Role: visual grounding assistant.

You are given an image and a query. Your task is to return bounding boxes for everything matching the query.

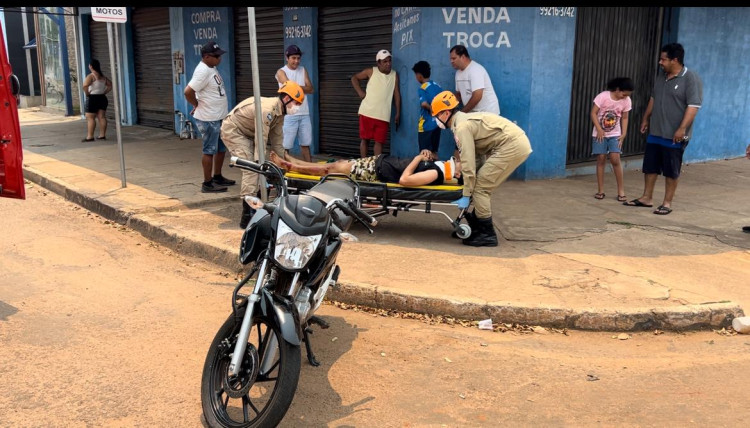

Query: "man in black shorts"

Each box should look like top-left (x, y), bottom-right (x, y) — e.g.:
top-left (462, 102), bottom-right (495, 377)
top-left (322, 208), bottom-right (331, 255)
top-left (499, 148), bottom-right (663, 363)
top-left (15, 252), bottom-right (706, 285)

top-left (624, 43), bottom-right (703, 215)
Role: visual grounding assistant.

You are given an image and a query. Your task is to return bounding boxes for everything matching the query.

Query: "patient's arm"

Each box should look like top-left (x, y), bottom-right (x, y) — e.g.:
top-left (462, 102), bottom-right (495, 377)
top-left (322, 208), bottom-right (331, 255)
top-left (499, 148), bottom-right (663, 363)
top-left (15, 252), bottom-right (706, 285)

top-left (399, 154), bottom-right (439, 186)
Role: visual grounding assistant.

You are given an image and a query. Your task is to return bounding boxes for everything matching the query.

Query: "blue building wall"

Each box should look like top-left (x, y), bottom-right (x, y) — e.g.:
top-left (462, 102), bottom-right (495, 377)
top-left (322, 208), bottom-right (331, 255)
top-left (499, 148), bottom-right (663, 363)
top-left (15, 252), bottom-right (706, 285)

top-left (390, 7), bottom-right (576, 179)
top-left (170, 8), bottom-right (187, 130)
top-left (526, 9), bottom-right (576, 179)
top-left (676, 7), bottom-right (750, 162)
top-left (174, 7), bottom-right (233, 132)
top-left (282, 7), bottom-right (319, 156)
top-left (120, 14), bottom-right (135, 127)
top-left (73, 7), bottom-right (750, 179)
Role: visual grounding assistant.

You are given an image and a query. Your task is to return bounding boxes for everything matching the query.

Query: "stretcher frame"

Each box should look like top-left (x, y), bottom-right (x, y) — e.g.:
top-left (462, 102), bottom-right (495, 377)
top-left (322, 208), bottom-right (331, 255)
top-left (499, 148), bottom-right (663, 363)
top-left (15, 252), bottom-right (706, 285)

top-left (283, 171), bottom-right (472, 238)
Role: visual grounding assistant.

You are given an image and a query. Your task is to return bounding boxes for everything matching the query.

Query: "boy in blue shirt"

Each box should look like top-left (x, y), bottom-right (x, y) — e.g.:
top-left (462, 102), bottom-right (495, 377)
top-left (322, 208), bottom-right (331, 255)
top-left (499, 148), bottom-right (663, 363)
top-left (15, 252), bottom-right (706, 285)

top-left (412, 61), bottom-right (444, 159)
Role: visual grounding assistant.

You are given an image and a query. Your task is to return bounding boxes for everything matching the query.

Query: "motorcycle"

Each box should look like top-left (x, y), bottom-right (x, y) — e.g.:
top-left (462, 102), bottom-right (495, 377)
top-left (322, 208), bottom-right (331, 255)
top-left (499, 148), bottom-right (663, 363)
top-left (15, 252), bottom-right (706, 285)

top-left (201, 155), bottom-right (378, 427)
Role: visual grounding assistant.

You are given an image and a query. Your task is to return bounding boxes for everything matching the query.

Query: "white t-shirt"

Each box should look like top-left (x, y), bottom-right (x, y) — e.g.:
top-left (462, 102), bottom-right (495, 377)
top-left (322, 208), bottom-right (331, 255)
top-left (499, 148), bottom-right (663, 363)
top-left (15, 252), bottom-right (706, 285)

top-left (455, 60), bottom-right (500, 115)
top-left (187, 61), bottom-right (227, 121)
top-left (277, 65), bottom-right (310, 116)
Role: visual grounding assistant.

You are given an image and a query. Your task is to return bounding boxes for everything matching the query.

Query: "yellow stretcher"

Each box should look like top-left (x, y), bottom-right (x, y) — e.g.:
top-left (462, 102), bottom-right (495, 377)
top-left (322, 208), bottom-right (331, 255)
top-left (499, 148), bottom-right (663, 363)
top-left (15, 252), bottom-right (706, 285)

top-left (283, 171), bottom-right (473, 238)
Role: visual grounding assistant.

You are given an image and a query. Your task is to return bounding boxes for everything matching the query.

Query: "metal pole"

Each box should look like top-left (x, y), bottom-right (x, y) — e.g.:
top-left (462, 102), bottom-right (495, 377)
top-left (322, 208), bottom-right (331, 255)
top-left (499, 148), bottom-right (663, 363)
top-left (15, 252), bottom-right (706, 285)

top-left (247, 7), bottom-right (267, 200)
top-left (107, 22), bottom-right (126, 188)
top-left (33, 8), bottom-right (46, 106)
top-left (69, 9), bottom-right (85, 119)
top-left (114, 22), bottom-right (124, 148)
top-left (21, 7), bottom-right (35, 97)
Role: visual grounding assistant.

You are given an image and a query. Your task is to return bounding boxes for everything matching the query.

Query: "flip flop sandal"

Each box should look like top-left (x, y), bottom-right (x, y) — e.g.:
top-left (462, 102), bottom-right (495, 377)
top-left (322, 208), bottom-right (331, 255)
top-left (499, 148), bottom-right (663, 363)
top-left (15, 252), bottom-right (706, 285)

top-left (653, 206), bottom-right (673, 215)
top-left (81, 137), bottom-right (95, 142)
top-left (594, 192), bottom-right (605, 200)
top-left (616, 195), bottom-right (628, 202)
top-left (623, 199), bottom-right (653, 207)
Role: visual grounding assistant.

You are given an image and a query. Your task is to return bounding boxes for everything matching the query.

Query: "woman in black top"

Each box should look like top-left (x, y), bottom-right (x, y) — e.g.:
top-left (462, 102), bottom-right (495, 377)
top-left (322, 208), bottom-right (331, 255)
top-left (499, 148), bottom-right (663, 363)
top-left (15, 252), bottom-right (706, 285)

top-left (269, 150), bottom-right (462, 186)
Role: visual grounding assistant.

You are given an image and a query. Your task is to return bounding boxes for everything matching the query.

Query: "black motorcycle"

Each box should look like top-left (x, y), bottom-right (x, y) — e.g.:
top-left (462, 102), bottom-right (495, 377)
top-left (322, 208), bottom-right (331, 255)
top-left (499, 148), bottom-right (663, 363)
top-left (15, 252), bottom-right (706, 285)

top-left (201, 155), bottom-right (377, 427)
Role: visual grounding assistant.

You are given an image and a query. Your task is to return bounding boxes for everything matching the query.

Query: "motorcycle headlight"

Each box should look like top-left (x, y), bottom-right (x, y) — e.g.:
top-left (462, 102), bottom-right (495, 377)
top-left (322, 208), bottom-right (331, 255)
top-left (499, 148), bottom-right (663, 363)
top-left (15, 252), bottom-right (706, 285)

top-left (273, 219), bottom-right (322, 270)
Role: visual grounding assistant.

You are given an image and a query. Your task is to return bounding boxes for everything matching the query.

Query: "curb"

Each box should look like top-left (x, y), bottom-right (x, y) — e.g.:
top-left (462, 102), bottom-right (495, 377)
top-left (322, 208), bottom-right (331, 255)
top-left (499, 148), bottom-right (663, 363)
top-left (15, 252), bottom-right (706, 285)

top-left (23, 167), bottom-right (744, 332)
top-left (328, 283), bottom-right (741, 331)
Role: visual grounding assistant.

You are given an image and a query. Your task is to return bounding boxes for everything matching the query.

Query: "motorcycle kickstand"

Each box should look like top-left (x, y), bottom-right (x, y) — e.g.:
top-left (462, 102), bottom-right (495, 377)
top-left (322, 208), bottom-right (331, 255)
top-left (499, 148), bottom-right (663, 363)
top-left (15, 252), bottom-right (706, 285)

top-left (308, 315), bottom-right (330, 329)
top-left (302, 327), bottom-right (321, 367)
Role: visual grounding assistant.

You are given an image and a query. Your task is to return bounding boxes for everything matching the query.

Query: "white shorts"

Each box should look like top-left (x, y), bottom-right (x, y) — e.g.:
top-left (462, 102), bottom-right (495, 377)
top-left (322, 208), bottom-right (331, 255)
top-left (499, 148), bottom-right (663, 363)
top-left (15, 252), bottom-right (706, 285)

top-left (282, 114), bottom-right (312, 150)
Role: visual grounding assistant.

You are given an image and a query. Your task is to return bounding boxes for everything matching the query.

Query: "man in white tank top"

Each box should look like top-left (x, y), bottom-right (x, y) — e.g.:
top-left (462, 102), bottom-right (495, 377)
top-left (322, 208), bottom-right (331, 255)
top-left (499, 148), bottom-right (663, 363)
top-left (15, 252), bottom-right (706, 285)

top-left (351, 49), bottom-right (401, 158)
top-left (275, 44), bottom-right (314, 162)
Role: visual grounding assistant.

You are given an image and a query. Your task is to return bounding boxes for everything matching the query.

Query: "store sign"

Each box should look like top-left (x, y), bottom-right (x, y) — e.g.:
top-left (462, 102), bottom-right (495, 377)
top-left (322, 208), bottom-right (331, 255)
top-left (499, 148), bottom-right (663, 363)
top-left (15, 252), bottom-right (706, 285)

top-left (91, 7), bottom-right (127, 23)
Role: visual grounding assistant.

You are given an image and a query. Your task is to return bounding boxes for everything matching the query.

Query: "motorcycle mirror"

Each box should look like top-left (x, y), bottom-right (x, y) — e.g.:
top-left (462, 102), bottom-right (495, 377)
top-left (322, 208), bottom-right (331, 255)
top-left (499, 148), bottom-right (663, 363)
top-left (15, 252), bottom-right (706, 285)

top-left (339, 232), bottom-right (359, 243)
top-left (244, 195), bottom-right (265, 210)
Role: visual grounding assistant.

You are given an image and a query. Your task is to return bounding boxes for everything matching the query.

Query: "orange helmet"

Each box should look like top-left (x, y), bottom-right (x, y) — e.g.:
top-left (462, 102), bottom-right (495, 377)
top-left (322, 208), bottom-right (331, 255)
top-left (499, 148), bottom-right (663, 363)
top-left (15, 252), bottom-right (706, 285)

top-left (431, 91), bottom-right (459, 116)
top-left (278, 80), bottom-right (304, 103)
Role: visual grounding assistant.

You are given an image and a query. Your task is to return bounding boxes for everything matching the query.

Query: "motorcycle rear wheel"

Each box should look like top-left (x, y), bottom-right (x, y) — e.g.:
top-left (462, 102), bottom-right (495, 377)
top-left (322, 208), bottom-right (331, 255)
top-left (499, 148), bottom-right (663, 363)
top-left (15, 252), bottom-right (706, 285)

top-left (201, 305), bottom-right (301, 427)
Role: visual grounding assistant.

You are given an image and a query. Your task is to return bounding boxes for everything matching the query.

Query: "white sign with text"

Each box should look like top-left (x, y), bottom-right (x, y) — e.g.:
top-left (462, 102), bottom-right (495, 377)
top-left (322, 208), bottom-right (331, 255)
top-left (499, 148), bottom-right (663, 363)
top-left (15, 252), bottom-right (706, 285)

top-left (91, 7), bottom-right (127, 23)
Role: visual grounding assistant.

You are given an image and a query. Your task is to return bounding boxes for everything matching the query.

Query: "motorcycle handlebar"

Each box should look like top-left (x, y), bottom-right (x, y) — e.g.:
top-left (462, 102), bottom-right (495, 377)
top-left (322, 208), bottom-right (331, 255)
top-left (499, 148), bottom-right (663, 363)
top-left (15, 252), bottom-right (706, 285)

top-left (229, 156), bottom-right (262, 173)
top-left (334, 200), bottom-right (377, 233)
top-left (243, 195), bottom-right (276, 214)
top-left (352, 203), bottom-right (378, 227)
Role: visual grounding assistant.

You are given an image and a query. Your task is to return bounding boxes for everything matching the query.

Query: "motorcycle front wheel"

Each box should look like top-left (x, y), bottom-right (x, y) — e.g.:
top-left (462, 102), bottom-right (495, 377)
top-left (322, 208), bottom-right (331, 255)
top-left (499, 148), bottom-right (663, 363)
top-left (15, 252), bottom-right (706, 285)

top-left (201, 305), bottom-right (301, 427)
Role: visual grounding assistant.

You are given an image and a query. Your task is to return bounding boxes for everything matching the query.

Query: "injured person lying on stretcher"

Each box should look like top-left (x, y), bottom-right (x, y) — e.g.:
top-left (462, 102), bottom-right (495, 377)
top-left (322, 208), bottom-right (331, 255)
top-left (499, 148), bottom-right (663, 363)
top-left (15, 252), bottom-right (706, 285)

top-left (269, 151), bottom-right (475, 239)
top-left (268, 150), bottom-right (463, 187)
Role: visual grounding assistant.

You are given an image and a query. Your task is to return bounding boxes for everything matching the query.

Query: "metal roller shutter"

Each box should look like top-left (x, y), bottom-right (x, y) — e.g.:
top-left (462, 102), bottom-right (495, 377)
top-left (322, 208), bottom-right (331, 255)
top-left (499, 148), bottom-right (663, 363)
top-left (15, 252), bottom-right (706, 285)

top-left (233, 7), bottom-right (284, 101)
top-left (88, 18), bottom-right (114, 121)
top-left (566, 7), bottom-right (662, 165)
top-left (318, 7), bottom-right (392, 158)
top-left (132, 7), bottom-right (173, 129)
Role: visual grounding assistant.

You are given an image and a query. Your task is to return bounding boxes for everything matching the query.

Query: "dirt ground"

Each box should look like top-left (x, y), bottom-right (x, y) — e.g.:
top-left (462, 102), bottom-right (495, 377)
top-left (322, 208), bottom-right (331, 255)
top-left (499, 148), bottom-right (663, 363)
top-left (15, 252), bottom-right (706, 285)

top-left (1, 185), bottom-right (749, 427)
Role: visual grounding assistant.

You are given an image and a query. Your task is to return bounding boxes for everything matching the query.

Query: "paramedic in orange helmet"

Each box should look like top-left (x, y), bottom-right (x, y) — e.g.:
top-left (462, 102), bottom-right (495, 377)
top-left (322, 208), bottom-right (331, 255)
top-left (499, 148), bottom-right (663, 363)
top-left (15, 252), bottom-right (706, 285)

top-left (221, 80), bottom-right (305, 229)
top-left (431, 90), bottom-right (532, 247)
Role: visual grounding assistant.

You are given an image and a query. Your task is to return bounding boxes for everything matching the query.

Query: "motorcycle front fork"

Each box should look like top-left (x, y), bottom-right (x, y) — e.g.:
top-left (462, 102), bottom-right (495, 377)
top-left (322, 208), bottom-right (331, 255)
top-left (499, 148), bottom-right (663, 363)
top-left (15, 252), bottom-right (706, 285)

top-left (228, 259), bottom-right (268, 376)
top-left (229, 263), bottom-right (339, 375)
top-left (229, 264), bottom-right (304, 376)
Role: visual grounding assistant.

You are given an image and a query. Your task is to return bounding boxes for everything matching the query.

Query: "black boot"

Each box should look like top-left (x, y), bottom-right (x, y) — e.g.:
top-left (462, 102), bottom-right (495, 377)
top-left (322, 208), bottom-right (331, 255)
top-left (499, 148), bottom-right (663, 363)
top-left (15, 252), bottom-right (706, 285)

top-left (453, 209), bottom-right (479, 239)
top-left (464, 210), bottom-right (479, 229)
top-left (462, 216), bottom-right (498, 247)
top-left (239, 199), bottom-right (255, 229)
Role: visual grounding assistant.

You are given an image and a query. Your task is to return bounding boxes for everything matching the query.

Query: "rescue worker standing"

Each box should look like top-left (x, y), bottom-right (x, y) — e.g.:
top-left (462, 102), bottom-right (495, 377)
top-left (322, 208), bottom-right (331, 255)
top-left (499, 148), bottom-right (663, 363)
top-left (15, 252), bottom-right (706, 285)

top-left (221, 81), bottom-right (305, 229)
top-left (431, 91), bottom-right (532, 247)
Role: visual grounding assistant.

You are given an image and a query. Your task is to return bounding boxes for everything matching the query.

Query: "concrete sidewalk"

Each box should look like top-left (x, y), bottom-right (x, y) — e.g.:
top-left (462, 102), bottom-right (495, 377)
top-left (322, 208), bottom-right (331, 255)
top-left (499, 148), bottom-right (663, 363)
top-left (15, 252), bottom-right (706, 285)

top-left (18, 108), bottom-right (750, 331)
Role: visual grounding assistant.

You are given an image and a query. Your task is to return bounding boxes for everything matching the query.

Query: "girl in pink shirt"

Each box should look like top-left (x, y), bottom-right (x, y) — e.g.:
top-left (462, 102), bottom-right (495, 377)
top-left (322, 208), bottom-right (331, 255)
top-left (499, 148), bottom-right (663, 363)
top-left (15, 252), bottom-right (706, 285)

top-left (590, 77), bottom-right (633, 201)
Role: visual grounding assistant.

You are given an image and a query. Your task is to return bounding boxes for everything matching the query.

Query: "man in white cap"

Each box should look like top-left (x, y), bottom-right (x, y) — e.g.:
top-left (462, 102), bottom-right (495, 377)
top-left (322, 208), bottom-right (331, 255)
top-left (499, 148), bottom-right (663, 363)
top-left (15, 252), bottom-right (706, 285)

top-left (351, 49), bottom-right (401, 158)
top-left (184, 40), bottom-right (234, 193)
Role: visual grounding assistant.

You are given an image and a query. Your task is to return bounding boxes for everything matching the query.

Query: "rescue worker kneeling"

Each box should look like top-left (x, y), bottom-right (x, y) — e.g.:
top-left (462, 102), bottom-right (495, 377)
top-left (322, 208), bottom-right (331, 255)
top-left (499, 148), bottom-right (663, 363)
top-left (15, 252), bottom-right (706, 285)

top-left (431, 91), bottom-right (532, 247)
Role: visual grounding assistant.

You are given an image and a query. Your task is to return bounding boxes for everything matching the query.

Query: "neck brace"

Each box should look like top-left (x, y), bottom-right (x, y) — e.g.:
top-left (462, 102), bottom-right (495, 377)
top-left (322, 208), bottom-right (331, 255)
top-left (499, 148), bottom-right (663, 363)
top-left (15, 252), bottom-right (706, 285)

top-left (436, 157), bottom-right (457, 184)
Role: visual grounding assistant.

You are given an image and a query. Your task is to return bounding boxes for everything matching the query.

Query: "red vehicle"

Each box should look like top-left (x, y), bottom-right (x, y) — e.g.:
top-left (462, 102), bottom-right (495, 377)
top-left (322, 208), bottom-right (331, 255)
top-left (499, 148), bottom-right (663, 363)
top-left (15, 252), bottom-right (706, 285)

top-left (0, 19), bottom-right (25, 200)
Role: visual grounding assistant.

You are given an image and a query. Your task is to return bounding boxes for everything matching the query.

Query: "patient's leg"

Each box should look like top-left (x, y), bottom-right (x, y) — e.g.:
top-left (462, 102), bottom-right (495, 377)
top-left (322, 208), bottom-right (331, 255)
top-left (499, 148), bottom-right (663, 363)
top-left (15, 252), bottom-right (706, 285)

top-left (270, 151), bottom-right (351, 176)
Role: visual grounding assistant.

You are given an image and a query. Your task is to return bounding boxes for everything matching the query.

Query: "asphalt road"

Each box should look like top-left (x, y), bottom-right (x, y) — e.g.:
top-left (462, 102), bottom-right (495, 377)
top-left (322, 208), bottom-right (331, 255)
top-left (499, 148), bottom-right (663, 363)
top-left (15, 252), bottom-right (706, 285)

top-left (1, 184), bottom-right (749, 427)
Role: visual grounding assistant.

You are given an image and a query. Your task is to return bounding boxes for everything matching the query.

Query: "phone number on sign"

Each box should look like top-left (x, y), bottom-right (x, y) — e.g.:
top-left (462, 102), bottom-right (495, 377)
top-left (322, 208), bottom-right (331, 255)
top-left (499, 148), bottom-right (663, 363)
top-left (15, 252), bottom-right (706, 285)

top-left (285, 25), bottom-right (312, 39)
top-left (539, 7), bottom-right (575, 18)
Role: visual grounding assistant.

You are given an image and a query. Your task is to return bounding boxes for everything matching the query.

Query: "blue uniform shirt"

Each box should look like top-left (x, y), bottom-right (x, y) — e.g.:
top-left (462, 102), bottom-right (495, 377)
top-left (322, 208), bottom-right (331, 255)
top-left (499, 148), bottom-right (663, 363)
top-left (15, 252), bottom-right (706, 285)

top-left (418, 80), bottom-right (444, 132)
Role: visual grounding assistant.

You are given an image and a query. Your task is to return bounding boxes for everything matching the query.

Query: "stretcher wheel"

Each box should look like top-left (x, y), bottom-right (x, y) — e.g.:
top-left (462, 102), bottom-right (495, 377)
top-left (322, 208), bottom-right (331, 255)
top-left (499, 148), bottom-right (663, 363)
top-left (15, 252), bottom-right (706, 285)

top-left (455, 224), bottom-right (471, 239)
